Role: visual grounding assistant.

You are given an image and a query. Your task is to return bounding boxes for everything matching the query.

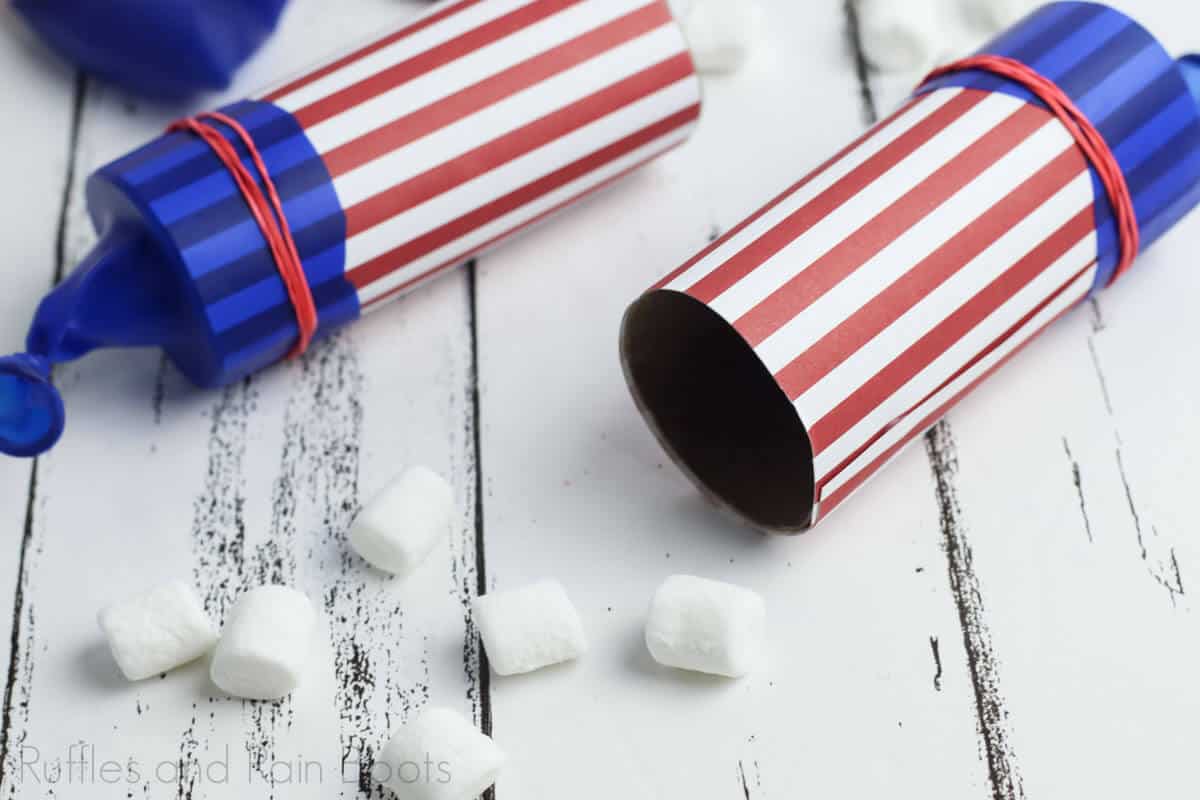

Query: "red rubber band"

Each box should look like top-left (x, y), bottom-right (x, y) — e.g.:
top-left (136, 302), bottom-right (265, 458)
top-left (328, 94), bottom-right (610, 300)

top-left (923, 55), bottom-right (1139, 285)
top-left (168, 112), bottom-right (318, 358)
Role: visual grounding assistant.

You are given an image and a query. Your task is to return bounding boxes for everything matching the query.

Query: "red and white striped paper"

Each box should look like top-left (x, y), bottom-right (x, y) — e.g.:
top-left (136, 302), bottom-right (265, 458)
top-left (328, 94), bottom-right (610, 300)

top-left (656, 87), bottom-right (1099, 524)
top-left (261, 0), bottom-right (702, 309)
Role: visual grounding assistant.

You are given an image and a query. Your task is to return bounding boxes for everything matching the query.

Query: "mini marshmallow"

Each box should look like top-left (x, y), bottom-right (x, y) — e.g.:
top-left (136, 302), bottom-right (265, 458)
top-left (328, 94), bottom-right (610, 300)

top-left (472, 580), bottom-right (587, 676)
top-left (349, 466), bottom-right (454, 577)
top-left (375, 707), bottom-right (504, 800)
top-left (210, 585), bottom-right (315, 700)
top-left (97, 581), bottom-right (218, 681)
top-left (681, 0), bottom-right (762, 75)
top-left (644, 575), bottom-right (765, 678)
top-left (857, 0), bottom-right (942, 73)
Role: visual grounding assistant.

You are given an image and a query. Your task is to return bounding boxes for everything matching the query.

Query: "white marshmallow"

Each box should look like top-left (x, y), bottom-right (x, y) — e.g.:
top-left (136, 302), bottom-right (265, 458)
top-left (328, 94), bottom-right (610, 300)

top-left (857, 0), bottom-right (942, 73)
top-left (472, 580), bottom-right (587, 676)
top-left (644, 575), bottom-right (765, 678)
top-left (97, 581), bottom-right (218, 681)
top-left (681, 0), bottom-right (762, 75)
top-left (210, 585), bottom-right (315, 700)
top-left (375, 707), bottom-right (504, 800)
top-left (349, 466), bottom-right (454, 577)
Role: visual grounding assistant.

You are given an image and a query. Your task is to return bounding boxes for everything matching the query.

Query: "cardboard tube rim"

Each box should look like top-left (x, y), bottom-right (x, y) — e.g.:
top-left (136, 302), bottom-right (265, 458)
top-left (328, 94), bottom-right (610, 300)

top-left (619, 289), bottom-right (816, 534)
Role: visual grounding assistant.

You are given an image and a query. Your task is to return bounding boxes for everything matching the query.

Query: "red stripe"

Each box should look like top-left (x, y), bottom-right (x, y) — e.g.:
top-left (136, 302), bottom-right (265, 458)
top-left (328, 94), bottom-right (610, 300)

top-left (807, 207), bottom-right (1094, 453)
top-left (775, 146), bottom-right (1085, 399)
top-left (264, 0), bottom-right (485, 102)
top-left (652, 97), bottom-right (922, 290)
top-left (734, 101), bottom-right (1050, 347)
top-left (324, 2), bottom-right (672, 177)
top-left (344, 52), bottom-right (694, 237)
top-left (818, 262), bottom-right (1091, 496)
top-left (293, 0), bottom-right (585, 128)
top-left (820, 259), bottom-right (1092, 495)
top-left (363, 129), bottom-right (692, 308)
top-left (817, 300), bottom-right (1078, 517)
top-left (351, 105), bottom-right (699, 289)
top-left (683, 90), bottom-right (988, 306)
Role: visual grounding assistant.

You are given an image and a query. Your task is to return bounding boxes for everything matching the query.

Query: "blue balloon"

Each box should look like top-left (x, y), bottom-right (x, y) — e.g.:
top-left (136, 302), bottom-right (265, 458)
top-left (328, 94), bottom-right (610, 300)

top-left (13, 0), bottom-right (288, 99)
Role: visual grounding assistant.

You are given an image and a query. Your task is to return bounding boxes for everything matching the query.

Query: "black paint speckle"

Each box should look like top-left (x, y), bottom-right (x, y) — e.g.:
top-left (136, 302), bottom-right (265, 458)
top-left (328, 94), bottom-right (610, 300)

top-left (191, 379), bottom-right (256, 622)
top-left (1061, 437), bottom-right (1093, 543)
top-left (842, 0), bottom-right (879, 125)
top-left (1086, 338), bottom-right (1114, 417)
top-left (929, 635), bottom-right (943, 692)
top-left (176, 706), bottom-right (202, 800)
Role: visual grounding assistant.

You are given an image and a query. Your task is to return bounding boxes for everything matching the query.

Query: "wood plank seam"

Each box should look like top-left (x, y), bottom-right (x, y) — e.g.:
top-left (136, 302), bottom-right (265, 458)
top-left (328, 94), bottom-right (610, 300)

top-left (925, 421), bottom-right (1025, 800)
top-left (52, 73), bottom-right (88, 285)
top-left (465, 259), bottom-right (496, 800)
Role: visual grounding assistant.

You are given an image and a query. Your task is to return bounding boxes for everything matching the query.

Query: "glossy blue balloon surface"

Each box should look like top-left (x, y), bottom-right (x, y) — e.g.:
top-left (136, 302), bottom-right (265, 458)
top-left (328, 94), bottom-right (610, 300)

top-left (14, 0), bottom-right (288, 99)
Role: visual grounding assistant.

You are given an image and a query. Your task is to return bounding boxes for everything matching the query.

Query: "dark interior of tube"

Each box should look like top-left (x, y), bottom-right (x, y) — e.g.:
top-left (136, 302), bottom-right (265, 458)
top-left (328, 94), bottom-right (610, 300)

top-left (620, 290), bottom-right (815, 534)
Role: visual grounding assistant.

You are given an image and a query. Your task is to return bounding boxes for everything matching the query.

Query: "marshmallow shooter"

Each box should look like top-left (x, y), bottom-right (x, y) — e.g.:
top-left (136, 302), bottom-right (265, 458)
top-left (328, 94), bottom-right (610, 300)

top-left (622, 2), bottom-right (1200, 532)
top-left (0, 0), bottom-right (702, 456)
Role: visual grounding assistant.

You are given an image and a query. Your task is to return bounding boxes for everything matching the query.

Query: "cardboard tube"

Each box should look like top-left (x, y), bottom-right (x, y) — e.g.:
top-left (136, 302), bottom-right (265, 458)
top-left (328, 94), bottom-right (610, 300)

top-left (622, 2), bottom-right (1200, 532)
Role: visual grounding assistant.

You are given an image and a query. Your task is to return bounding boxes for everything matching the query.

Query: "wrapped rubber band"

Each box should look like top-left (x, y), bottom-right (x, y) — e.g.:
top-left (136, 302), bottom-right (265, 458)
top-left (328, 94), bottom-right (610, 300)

top-left (167, 112), bottom-right (318, 358)
top-left (923, 55), bottom-right (1140, 285)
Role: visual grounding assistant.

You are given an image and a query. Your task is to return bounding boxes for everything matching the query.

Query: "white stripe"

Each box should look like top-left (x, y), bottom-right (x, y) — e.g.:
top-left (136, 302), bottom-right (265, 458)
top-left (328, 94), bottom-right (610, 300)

top-left (663, 88), bottom-right (964, 293)
top-left (819, 267), bottom-right (1095, 500)
top-left (358, 123), bottom-right (695, 306)
top-left (347, 77), bottom-right (696, 270)
top-left (267, 0), bottom-right (538, 111)
top-left (333, 23), bottom-right (686, 209)
top-left (796, 170), bottom-right (1093, 424)
top-left (757, 119), bottom-right (1076, 375)
top-left (710, 92), bottom-right (1026, 322)
top-left (812, 232), bottom-right (1097, 480)
top-left (306, 0), bottom-right (656, 153)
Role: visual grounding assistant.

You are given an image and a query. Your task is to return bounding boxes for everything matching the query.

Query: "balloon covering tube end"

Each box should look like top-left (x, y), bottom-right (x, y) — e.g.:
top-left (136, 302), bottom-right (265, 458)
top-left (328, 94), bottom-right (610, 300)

top-left (0, 353), bottom-right (64, 458)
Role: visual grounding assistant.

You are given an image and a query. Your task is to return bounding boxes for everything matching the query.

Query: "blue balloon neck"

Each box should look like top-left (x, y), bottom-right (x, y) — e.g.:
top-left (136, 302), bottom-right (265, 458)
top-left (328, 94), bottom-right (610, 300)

top-left (27, 223), bottom-right (184, 362)
top-left (2, 223), bottom-right (185, 457)
top-left (0, 353), bottom-right (63, 457)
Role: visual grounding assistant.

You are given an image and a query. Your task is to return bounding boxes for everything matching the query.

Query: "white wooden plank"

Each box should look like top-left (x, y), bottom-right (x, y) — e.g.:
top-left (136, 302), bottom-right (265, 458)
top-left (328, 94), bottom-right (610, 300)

top-left (0, 3), bottom-right (487, 798)
top-left (0, 6), bottom-right (79, 780)
top-left (473, 3), bottom-right (987, 798)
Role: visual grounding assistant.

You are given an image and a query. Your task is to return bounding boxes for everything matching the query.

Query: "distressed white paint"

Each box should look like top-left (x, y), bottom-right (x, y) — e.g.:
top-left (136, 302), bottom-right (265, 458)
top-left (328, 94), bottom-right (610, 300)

top-left (0, 4), bottom-right (78, 734)
top-left (0, 1), bottom-right (1197, 799)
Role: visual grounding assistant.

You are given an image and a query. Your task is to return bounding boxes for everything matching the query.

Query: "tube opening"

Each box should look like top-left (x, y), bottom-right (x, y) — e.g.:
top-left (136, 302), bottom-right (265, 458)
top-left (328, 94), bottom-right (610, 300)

top-left (620, 290), bottom-right (815, 534)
